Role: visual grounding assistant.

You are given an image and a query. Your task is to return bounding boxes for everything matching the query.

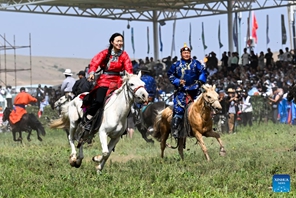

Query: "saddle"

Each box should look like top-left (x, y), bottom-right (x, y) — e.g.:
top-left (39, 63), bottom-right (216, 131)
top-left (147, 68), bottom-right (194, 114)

top-left (77, 91), bottom-right (115, 145)
top-left (172, 94), bottom-right (194, 139)
top-left (173, 102), bottom-right (193, 139)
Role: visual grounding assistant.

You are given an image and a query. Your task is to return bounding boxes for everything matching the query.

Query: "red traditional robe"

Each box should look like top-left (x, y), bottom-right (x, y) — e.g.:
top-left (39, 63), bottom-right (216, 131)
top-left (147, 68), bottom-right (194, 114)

top-left (9, 92), bottom-right (37, 124)
top-left (89, 49), bottom-right (133, 95)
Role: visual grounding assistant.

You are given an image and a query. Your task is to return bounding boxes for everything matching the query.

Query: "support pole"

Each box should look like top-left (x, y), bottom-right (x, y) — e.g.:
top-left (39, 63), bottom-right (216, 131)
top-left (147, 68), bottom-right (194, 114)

top-left (14, 35), bottom-right (16, 88)
top-left (227, 0), bottom-right (233, 53)
top-left (29, 33), bottom-right (32, 88)
top-left (152, 10), bottom-right (159, 61)
top-left (288, 6), bottom-right (293, 50)
top-left (4, 34), bottom-right (7, 85)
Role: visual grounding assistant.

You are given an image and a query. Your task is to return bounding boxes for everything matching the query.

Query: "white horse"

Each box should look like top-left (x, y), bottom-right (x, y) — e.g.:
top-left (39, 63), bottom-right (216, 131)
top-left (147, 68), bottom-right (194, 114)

top-left (50, 72), bottom-right (148, 172)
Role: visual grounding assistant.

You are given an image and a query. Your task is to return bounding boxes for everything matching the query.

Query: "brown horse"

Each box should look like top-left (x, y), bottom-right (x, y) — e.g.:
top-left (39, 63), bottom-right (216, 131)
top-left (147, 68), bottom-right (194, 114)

top-left (153, 84), bottom-right (226, 161)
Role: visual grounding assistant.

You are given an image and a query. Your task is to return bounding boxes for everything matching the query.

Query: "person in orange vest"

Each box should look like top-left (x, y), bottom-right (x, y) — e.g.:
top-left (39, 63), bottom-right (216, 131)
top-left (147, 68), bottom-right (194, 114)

top-left (9, 87), bottom-right (37, 124)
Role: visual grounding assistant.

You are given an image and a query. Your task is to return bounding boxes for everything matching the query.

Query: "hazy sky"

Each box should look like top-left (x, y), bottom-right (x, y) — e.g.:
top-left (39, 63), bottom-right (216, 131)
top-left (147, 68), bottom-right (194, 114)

top-left (0, 6), bottom-right (292, 61)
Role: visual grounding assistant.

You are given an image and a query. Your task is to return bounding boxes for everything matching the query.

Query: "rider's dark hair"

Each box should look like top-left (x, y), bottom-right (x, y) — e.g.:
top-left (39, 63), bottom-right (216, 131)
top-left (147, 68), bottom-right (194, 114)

top-left (104, 33), bottom-right (124, 66)
top-left (20, 87), bottom-right (26, 92)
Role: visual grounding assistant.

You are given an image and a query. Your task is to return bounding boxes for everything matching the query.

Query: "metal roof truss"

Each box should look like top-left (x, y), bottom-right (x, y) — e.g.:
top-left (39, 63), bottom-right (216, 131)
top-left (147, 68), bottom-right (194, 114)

top-left (1, 0), bottom-right (296, 21)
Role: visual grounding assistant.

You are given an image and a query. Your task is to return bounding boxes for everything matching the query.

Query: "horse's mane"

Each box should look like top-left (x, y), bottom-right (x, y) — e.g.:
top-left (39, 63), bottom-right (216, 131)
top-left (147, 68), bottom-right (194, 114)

top-left (113, 74), bottom-right (130, 95)
top-left (61, 101), bottom-right (71, 119)
top-left (194, 84), bottom-right (213, 102)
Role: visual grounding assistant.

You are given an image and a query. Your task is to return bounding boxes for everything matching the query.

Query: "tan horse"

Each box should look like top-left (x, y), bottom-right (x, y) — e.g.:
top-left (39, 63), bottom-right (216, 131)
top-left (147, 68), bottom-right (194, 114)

top-left (153, 84), bottom-right (226, 161)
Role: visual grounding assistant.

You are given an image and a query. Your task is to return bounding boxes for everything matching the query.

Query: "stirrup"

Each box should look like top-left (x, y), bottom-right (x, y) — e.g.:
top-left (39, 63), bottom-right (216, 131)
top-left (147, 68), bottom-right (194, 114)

top-left (172, 128), bottom-right (179, 139)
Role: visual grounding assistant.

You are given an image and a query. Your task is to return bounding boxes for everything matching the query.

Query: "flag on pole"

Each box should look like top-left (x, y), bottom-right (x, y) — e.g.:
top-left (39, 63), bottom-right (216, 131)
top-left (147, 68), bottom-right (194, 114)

top-left (159, 25), bottom-right (163, 52)
top-left (122, 30), bottom-right (125, 51)
top-left (201, 22), bottom-right (207, 50)
top-left (131, 27), bottom-right (135, 54)
top-left (218, 20), bottom-right (223, 48)
top-left (281, 14), bottom-right (287, 45)
top-left (147, 26), bottom-right (150, 54)
top-left (252, 12), bottom-right (258, 44)
top-left (233, 15), bottom-right (238, 48)
top-left (189, 23), bottom-right (193, 50)
top-left (266, 15), bottom-right (270, 45)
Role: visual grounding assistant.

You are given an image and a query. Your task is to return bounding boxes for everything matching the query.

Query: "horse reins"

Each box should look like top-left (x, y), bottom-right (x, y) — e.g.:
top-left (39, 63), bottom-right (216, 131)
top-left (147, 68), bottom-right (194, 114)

top-left (54, 98), bottom-right (69, 109)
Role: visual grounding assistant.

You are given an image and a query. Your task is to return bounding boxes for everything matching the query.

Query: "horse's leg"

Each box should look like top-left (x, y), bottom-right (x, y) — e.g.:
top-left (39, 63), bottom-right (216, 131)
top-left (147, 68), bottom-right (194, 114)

top-left (69, 125), bottom-right (81, 168)
top-left (203, 130), bottom-right (226, 156)
top-left (18, 131), bottom-right (23, 143)
top-left (65, 128), bottom-right (70, 138)
top-left (138, 127), bottom-right (154, 143)
top-left (36, 128), bottom-right (43, 141)
top-left (98, 130), bottom-right (109, 156)
top-left (74, 145), bottom-right (84, 168)
top-left (93, 137), bottom-right (120, 173)
top-left (193, 130), bottom-right (210, 161)
top-left (12, 130), bottom-right (19, 142)
top-left (177, 138), bottom-right (185, 160)
top-left (160, 124), bottom-right (170, 158)
top-left (26, 128), bottom-right (32, 142)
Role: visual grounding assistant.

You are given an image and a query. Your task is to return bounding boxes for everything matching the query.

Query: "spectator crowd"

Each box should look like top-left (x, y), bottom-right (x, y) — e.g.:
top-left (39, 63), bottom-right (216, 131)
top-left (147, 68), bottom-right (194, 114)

top-left (1, 46), bottom-right (296, 133)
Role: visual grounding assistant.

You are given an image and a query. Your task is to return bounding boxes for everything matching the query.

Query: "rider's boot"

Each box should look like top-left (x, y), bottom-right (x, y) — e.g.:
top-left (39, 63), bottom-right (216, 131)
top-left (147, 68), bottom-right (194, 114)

top-left (82, 114), bottom-right (92, 133)
top-left (172, 116), bottom-right (182, 138)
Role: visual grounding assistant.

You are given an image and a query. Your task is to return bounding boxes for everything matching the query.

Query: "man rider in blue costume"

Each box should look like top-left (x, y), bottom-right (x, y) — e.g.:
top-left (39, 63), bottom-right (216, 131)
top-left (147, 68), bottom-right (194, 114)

top-left (167, 44), bottom-right (207, 138)
top-left (139, 65), bottom-right (157, 104)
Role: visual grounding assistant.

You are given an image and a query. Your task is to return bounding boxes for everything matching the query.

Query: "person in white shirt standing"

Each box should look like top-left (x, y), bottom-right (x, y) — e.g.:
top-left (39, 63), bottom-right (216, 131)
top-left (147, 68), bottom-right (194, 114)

top-left (5, 85), bottom-right (12, 108)
top-left (241, 48), bottom-right (250, 67)
top-left (0, 86), bottom-right (5, 111)
top-left (240, 89), bottom-right (253, 127)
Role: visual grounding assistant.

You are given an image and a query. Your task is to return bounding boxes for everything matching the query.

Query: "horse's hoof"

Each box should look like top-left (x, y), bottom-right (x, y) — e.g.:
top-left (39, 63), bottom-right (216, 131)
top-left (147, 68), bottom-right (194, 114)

top-left (38, 137), bottom-right (43, 141)
top-left (219, 151), bottom-right (226, 156)
top-left (147, 139), bottom-right (155, 144)
top-left (96, 165), bottom-right (103, 173)
top-left (27, 138), bottom-right (31, 142)
top-left (97, 170), bottom-right (102, 175)
top-left (102, 152), bottom-right (108, 157)
top-left (73, 162), bottom-right (81, 168)
top-left (92, 155), bottom-right (103, 163)
top-left (69, 160), bottom-right (77, 167)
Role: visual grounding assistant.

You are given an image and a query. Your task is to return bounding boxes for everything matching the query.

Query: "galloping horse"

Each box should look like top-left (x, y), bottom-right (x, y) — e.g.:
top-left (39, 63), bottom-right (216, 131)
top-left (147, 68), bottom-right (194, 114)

top-left (153, 84), bottom-right (226, 160)
top-left (50, 95), bottom-right (74, 137)
top-left (2, 107), bottom-right (46, 143)
top-left (134, 101), bottom-right (169, 143)
top-left (50, 72), bottom-right (148, 173)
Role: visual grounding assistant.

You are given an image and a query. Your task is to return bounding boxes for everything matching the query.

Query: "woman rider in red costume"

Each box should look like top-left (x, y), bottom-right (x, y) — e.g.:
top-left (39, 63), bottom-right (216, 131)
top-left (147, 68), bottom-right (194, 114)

top-left (82, 33), bottom-right (133, 132)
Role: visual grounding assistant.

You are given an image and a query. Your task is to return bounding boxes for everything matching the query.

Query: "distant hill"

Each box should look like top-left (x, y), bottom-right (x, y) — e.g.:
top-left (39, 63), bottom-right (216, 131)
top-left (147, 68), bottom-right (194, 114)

top-left (0, 54), bottom-right (90, 86)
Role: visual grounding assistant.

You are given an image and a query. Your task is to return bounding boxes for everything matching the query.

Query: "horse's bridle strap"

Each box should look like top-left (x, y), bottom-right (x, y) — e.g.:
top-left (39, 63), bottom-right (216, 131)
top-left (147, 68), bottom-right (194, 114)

top-left (133, 85), bottom-right (145, 94)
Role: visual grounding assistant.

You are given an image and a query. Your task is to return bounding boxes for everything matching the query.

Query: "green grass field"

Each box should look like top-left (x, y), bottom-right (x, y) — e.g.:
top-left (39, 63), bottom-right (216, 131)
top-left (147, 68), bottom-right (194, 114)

top-left (0, 109), bottom-right (295, 197)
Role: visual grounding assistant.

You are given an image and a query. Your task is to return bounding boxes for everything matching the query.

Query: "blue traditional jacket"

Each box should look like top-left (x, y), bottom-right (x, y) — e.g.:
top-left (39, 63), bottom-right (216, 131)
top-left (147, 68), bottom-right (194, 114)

top-left (167, 58), bottom-right (207, 91)
top-left (141, 74), bottom-right (157, 97)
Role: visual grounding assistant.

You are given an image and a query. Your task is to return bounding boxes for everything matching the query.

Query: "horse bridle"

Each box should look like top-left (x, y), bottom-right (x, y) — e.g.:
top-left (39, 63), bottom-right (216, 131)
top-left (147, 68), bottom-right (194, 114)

top-left (127, 83), bottom-right (145, 98)
top-left (203, 95), bottom-right (219, 113)
top-left (54, 98), bottom-right (70, 109)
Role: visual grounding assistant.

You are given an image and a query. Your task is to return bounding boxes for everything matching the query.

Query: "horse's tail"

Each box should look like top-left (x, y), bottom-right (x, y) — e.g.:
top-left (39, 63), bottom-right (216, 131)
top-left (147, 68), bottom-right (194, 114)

top-left (49, 117), bottom-right (69, 129)
top-left (152, 106), bottom-right (173, 141)
top-left (50, 101), bottom-right (71, 129)
top-left (28, 113), bottom-right (46, 136)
